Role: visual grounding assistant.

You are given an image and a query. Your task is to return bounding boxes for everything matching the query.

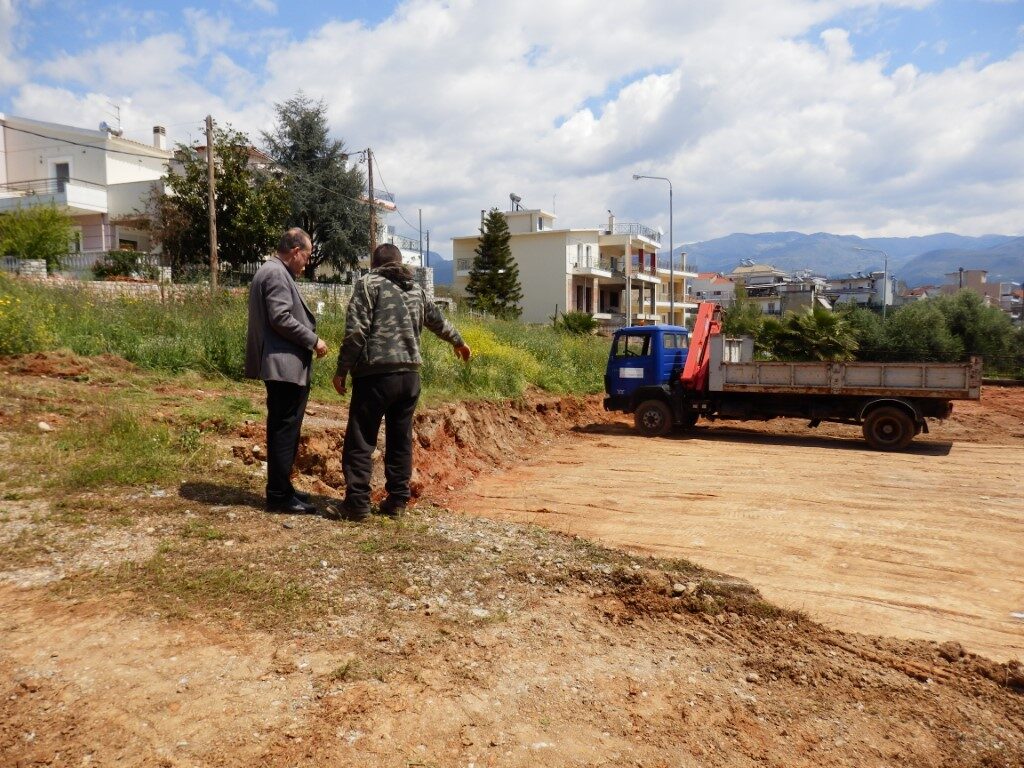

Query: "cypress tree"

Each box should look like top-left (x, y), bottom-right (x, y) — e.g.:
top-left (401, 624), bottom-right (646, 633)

top-left (466, 207), bottom-right (522, 319)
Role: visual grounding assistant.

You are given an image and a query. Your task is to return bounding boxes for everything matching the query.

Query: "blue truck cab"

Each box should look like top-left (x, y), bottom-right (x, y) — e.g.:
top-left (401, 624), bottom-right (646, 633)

top-left (604, 325), bottom-right (689, 413)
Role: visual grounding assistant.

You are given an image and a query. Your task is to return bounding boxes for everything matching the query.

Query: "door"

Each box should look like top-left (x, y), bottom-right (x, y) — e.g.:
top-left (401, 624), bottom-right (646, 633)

top-left (607, 331), bottom-right (654, 399)
top-left (54, 162), bottom-right (70, 193)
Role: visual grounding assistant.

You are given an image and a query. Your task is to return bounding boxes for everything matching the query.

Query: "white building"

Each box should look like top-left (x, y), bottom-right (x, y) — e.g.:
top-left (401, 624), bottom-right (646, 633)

top-left (690, 272), bottom-right (736, 306)
top-left (452, 207), bottom-right (697, 326)
top-left (0, 114), bottom-right (172, 259)
top-left (827, 271), bottom-right (896, 311)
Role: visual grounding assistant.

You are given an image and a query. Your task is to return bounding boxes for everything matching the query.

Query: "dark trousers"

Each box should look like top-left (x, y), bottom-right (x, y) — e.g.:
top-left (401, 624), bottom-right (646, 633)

top-left (342, 371), bottom-right (420, 509)
top-left (264, 380), bottom-right (310, 502)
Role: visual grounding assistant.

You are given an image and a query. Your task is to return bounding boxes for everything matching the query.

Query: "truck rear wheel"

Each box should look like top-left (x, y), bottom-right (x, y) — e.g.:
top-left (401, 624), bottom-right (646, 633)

top-left (862, 407), bottom-right (916, 451)
top-left (635, 400), bottom-right (673, 437)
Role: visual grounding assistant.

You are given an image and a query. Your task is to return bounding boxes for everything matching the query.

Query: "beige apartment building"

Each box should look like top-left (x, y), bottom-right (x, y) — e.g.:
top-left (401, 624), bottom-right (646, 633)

top-left (452, 208), bottom-right (696, 326)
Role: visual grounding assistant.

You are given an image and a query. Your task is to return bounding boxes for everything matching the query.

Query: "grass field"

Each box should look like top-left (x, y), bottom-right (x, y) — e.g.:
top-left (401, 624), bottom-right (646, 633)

top-left (0, 274), bottom-right (610, 401)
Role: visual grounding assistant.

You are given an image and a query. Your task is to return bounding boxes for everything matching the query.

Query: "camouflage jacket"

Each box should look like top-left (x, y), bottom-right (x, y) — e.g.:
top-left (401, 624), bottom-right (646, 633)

top-left (336, 264), bottom-right (464, 380)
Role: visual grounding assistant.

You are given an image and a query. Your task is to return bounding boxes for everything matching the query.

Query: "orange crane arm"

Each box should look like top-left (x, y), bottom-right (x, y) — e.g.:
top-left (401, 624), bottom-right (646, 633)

top-left (680, 302), bottom-right (722, 391)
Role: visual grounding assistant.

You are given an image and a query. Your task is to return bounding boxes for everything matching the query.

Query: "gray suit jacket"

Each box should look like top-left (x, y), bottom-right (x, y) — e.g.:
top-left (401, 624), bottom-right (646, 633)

top-left (245, 257), bottom-right (318, 386)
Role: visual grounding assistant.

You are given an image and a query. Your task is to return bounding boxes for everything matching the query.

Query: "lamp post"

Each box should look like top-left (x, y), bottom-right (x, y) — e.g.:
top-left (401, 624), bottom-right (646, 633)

top-left (633, 174), bottom-right (674, 321)
top-left (853, 246), bottom-right (890, 321)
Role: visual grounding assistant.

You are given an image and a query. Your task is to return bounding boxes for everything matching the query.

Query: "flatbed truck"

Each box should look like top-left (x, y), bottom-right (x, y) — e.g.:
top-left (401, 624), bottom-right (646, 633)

top-left (603, 303), bottom-right (982, 451)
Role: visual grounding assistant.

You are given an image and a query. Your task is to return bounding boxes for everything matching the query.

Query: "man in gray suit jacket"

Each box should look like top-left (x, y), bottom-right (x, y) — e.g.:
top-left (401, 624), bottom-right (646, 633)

top-left (246, 228), bottom-right (328, 514)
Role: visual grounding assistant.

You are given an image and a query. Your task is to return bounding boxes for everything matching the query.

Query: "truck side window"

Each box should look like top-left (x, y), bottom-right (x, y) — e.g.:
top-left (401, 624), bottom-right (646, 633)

top-left (614, 334), bottom-right (651, 358)
top-left (663, 334), bottom-right (676, 349)
top-left (676, 333), bottom-right (689, 349)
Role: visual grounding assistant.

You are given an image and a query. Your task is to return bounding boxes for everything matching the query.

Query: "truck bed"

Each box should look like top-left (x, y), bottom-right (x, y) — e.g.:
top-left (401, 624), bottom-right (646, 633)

top-left (708, 337), bottom-right (982, 400)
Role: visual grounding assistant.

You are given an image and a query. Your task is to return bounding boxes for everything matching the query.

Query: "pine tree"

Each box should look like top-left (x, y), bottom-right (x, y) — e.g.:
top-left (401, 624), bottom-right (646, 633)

top-left (466, 207), bottom-right (522, 319)
top-left (262, 92), bottom-right (370, 279)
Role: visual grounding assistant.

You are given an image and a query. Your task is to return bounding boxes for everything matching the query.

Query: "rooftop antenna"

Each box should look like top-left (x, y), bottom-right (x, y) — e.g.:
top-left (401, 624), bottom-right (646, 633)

top-left (105, 101), bottom-right (122, 132)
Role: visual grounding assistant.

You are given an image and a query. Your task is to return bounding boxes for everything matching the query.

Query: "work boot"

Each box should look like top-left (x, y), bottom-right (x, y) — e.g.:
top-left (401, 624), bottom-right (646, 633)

top-left (324, 498), bottom-right (370, 522)
top-left (378, 496), bottom-right (407, 518)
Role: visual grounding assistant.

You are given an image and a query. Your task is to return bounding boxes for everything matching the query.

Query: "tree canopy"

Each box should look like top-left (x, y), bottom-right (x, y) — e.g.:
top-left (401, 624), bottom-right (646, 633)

top-left (262, 93), bottom-right (370, 278)
top-left (0, 204), bottom-right (74, 272)
top-left (150, 125), bottom-right (288, 277)
top-left (465, 207), bottom-right (522, 319)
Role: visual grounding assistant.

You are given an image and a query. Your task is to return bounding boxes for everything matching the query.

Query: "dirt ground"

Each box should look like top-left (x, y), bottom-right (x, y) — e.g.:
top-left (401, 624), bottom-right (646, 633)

top-left (1, 355), bottom-right (1022, 767)
top-left (451, 388), bottom-right (1024, 663)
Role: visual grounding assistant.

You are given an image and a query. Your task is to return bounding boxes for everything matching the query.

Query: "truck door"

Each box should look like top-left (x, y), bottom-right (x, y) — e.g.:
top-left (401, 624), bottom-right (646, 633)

top-left (607, 331), bottom-right (655, 399)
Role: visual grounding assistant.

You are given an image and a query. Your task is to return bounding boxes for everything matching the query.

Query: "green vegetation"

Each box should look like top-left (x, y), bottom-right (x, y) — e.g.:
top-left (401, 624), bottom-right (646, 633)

top-left (0, 273), bottom-right (609, 398)
top-left (465, 207), bottom-right (523, 319)
top-left (0, 204), bottom-right (75, 273)
top-left (553, 310), bottom-right (600, 335)
top-left (150, 125), bottom-right (289, 278)
top-left (92, 250), bottom-right (159, 280)
top-left (722, 289), bottom-right (1024, 376)
top-left (262, 92), bottom-right (370, 278)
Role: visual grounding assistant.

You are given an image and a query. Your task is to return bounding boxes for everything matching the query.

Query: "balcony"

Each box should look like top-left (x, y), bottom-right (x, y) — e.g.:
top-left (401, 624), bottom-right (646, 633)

top-left (609, 222), bottom-right (661, 243)
top-left (571, 255), bottom-right (613, 278)
top-left (384, 233), bottom-right (422, 253)
top-left (0, 177), bottom-right (108, 215)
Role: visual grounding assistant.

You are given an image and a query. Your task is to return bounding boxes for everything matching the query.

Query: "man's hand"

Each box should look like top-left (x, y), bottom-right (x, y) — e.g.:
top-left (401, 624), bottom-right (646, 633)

top-left (455, 343), bottom-right (472, 362)
top-left (314, 338), bottom-right (328, 359)
top-left (332, 374), bottom-right (347, 396)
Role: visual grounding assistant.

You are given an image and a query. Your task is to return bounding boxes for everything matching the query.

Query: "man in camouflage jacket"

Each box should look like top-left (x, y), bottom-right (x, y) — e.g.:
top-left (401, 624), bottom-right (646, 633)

top-left (332, 243), bottom-right (471, 519)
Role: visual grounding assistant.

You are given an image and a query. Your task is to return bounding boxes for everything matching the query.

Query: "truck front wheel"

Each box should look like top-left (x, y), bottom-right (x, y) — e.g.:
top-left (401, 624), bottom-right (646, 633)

top-left (862, 407), bottom-right (916, 451)
top-left (635, 400), bottom-right (673, 437)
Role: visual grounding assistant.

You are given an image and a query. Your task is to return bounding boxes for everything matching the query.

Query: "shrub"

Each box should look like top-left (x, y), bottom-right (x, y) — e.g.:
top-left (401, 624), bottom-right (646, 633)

top-left (0, 204), bottom-right (74, 273)
top-left (92, 250), bottom-right (159, 281)
top-left (553, 311), bottom-right (599, 335)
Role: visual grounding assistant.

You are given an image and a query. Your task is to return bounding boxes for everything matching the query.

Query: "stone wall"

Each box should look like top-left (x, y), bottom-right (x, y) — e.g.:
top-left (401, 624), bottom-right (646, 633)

top-left (0, 258), bottom-right (47, 279)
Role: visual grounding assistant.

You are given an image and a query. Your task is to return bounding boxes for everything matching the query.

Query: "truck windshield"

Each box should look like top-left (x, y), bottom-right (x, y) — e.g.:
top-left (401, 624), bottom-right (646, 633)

top-left (614, 333), bottom-right (651, 358)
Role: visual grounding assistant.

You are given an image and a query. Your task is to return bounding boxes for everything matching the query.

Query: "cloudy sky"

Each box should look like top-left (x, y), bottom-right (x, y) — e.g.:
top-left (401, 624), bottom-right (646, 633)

top-left (2, 0), bottom-right (1023, 257)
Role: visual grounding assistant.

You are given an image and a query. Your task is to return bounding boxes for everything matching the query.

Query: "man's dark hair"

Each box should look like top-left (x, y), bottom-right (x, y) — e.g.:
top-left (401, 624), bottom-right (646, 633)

top-left (371, 242), bottom-right (402, 268)
top-left (277, 227), bottom-right (310, 255)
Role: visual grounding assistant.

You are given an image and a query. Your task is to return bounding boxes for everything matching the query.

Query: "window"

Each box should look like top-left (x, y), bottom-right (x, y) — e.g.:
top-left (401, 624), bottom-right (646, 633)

top-left (119, 239), bottom-right (138, 251)
top-left (585, 245), bottom-right (592, 262)
top-left (576, 243), bottom-right (582, 263)
top-left (613, 333), bottom-right (651, 358)
top-left (537, 217), bottom-right (544, 231)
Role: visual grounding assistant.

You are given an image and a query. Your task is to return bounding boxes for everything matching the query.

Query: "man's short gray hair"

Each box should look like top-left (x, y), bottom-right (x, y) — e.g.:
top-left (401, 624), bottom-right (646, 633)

top-left (371, 243), bottom-right (402, 268)
top-left (277, 227), bottom-right (310, 254)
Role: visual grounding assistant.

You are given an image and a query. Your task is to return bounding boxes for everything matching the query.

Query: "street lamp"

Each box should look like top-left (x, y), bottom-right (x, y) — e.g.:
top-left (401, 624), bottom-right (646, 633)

top-left (633, 174), bottom-right (674, 321)
top-left (853, 246), bottom-right (890, 321)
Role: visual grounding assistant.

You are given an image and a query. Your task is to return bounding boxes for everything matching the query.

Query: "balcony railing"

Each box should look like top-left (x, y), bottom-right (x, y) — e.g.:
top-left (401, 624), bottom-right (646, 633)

top-left (610, 222), bottom-right (661, 243)
top-left (456, 258), bottom-right (472, 272)
top-left (0, 177), bottom-right (106, 196)
top-left (385, 233), bottom-right (421, 252)
top-left (370, 188), bottom-right (395, 205)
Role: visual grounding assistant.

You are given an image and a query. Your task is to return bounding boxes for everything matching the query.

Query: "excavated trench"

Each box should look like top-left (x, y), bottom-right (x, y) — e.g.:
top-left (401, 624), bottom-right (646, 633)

top-left (232, 391), bottom-right (615, 506)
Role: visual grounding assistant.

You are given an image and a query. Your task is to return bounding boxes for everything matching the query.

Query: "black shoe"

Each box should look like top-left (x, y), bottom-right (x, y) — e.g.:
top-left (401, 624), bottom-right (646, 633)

top-left (378, 496), bottom-right (408, 517)
top-left (293, 490), bottom-right (312, 503)
top-left (266, 495), bottom-right (317, 514)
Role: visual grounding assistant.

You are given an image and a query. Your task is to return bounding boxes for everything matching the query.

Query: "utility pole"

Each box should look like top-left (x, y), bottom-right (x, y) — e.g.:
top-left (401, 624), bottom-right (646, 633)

top-left (425, 230), bottom-right (430, 268)
top-left (366, 148), bottom-right (377, 259)
top-left (419, 208), bottom-right (423, 268)
top-left (205, 115), bottom-right (218, 290)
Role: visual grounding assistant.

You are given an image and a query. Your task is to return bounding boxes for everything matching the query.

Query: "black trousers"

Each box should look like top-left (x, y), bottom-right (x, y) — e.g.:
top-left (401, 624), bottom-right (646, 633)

top-left (264, 380), bottom-right (310, 502)
top-left (342, 371), bottom-right (420, 509)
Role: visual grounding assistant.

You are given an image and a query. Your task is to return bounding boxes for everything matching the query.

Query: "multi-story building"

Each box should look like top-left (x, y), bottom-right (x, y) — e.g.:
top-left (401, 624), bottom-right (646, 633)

top-left (729, 262), bottom-right (831, 315)
top-left (942, 268), bottom-right (1022, 320)
top-left (690, 272), bottom-right (736, 306)
top-left (452, 207), bottom-right (697, 326)
top-left (826, 271), bottom-right (895, 311)
top-left (0, 114), bottom-right (172, 262)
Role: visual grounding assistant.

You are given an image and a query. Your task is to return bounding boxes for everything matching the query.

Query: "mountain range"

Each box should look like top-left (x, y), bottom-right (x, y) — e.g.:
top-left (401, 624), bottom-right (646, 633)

top-left (675, 232), bottom-right (1023, 287)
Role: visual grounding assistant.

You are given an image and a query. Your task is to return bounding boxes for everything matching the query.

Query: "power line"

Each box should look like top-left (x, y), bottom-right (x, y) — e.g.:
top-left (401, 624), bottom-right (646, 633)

top-left (1, 124), bottom-right (173, 159)
top-left (371, 154), bottom-right (421, 236)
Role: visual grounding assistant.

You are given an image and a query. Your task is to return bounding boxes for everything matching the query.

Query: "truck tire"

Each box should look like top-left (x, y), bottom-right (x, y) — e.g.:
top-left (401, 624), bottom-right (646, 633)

top-left (635, 399), bottom-right (673, 437)
top-left (862, 406), bottom-right (916, 451)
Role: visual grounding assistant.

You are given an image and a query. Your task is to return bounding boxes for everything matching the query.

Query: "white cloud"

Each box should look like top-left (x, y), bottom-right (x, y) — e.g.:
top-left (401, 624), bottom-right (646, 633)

top-left (5, 0), bottom-right (1023, 255)
top-left (0, 0), bottom-right (26, 88)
